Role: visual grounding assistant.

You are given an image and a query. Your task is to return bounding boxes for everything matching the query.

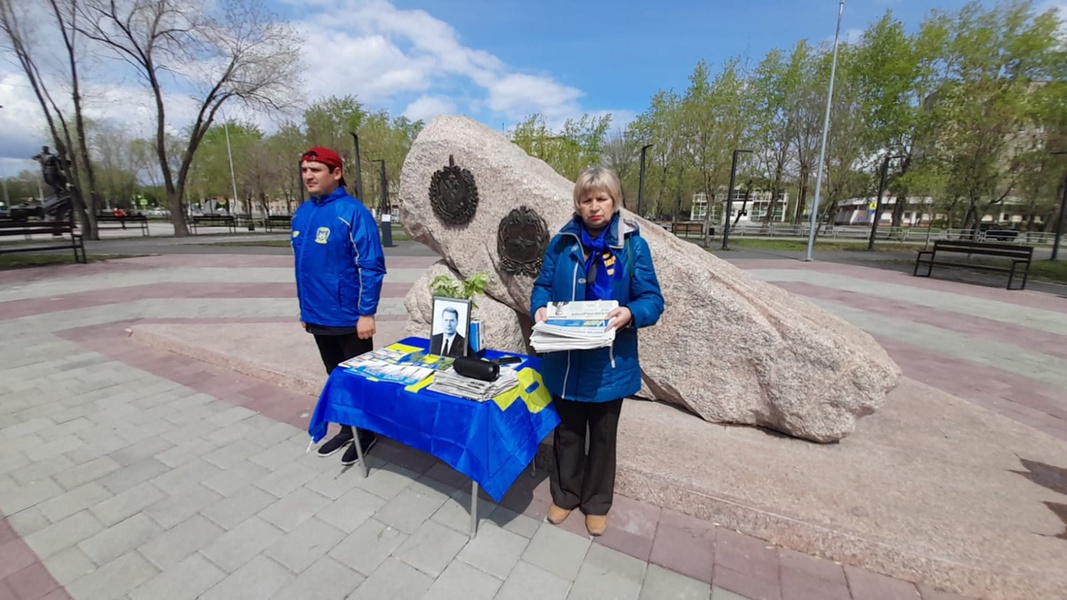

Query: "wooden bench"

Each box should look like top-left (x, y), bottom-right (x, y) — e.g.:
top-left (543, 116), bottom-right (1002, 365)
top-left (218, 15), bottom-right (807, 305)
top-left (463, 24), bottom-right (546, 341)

top-left (0, 220), bottom-right (86, 264)
top-left (914, 240), bottom-right (1033, 290)
top-left (671, 221), bottom-right (705, 237)
top-left (94, 214), bottom-right (150, 236)
top-left (265, 215), bottom-right (292, 232)
top-left (190, 215), bottom-right (237, 234)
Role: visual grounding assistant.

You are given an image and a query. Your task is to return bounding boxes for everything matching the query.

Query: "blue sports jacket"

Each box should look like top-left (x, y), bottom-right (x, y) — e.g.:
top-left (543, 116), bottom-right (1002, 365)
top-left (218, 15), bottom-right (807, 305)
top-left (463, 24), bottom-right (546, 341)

top-left (530, 215), bottom-right (664, 403)
top-left (291, 187), bottom-right (386, 327)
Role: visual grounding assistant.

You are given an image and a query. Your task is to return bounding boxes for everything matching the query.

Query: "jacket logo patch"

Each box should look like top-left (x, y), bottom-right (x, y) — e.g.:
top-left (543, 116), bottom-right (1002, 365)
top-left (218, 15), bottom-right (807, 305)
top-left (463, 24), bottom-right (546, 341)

top-left (292, 230), bottom-right (299, 238)
top-left (315, 227), bottom-right (330, 244)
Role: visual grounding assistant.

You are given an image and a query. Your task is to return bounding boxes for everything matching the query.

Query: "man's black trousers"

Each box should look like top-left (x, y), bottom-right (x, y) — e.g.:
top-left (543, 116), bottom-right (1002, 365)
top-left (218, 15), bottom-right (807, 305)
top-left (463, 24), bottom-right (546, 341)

top-left (550, 396), bottom-right (623, 516)
top-left (314, 333), bottom-right (373, 437)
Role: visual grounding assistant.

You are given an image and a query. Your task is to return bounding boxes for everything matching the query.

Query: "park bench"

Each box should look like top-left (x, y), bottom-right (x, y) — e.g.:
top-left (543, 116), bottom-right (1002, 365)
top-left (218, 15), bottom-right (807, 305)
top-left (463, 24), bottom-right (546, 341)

top-left (265, 215), bottom-right (292, 232)
top-left (913, 239), bottom-right (1033, 290)
top-left (671, 221), bottom-right (705, 237)
top-left (94, 214), bottom-right (150, 236)
top-left (0, 219), bottom-right (86, 264)
top-left (190, 214), bottom-right (237, 234)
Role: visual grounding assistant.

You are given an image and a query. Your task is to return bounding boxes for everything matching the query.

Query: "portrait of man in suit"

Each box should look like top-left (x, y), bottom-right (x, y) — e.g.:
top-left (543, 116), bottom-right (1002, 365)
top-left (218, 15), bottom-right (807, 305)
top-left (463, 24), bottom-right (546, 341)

top-left (429, 300), bottom-right (469, 357)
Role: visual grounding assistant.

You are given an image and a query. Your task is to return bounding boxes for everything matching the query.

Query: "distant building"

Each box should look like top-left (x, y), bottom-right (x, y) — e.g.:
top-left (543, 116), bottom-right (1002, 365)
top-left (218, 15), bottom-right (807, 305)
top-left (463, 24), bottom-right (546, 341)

top-left (689, 189), bottom-right (790, 224)
top-left (834, 196), bottom-right (1037, 226)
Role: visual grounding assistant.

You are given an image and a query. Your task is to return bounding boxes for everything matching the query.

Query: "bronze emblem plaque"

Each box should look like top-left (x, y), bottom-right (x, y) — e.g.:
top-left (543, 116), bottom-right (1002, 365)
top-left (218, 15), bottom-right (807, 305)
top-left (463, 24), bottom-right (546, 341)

top-left (498, 206), bottom-right (548, 277)
top-left (428, 155), bottom-right (479, 225)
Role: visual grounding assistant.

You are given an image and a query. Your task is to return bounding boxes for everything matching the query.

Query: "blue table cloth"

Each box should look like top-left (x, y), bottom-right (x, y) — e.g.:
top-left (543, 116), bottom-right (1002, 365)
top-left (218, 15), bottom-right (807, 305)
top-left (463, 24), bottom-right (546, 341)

top-left (308, 337), bottom-right (560, 501)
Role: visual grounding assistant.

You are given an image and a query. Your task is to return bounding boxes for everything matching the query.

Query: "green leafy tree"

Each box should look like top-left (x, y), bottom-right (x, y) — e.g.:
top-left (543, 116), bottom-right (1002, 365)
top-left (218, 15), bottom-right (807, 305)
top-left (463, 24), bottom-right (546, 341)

top-left (304, 95), bottom-right (366, 155)
top-left (750, 49), bottom-right (795, 227)
top-left (922, 0), bottom-right (1062, 231)
top-left (511, 113), bottom-right (612, 181)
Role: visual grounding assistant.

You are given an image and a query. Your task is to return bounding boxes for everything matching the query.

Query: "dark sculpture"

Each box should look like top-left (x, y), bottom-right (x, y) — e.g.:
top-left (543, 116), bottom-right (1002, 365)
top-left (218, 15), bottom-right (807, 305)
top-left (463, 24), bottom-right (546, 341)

top-left (31, 146), bottom-right (73, 222)
top-left (498, 206), bottom-right (548, 277)
top-left (428, 155), bottom-right (478, 225)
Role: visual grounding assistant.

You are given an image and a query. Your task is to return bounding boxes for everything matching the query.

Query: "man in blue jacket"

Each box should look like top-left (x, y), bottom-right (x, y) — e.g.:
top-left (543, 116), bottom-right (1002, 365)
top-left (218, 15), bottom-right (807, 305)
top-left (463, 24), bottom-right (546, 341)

top-left (293, 146), bottom-right (387, 466)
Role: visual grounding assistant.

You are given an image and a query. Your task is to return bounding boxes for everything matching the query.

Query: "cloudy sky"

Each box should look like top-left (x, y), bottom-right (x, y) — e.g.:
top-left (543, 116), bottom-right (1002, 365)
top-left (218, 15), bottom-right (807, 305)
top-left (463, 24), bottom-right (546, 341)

top-left (1, 0), bottom-right (1063, 180)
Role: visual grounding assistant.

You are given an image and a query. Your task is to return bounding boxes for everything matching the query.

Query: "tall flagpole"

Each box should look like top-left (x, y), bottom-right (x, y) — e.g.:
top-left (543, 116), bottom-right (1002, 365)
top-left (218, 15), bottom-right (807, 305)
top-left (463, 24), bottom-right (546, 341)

top-left (805, 0), bottom-right (846, 262)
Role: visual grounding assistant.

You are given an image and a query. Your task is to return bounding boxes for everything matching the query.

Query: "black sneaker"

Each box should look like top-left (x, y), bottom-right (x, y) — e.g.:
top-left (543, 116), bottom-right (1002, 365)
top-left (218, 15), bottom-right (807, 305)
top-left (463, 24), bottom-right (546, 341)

top-left (340, 430), bottom-right (378, 466)
top-left (316, 430), bottom-right (353, 457)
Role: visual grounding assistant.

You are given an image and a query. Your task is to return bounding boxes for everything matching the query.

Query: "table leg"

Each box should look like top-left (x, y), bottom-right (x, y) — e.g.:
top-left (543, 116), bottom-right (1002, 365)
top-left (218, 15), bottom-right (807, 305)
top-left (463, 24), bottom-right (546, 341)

top-left (470, 481), bottom-right (478, 538)
top-left (353, 435), bottom-right (368, 478)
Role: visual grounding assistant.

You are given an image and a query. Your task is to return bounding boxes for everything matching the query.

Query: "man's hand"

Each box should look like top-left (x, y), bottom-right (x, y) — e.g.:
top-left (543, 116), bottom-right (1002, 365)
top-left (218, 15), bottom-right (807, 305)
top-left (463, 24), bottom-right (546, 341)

top-left (357, 315), bottom-right (376, 339)
top-left (535, 307), bottom-right (548, 323)
top-left (300, 321), bottom-right (306, 330)
top-left (605, 306), bottom-right (632, 332)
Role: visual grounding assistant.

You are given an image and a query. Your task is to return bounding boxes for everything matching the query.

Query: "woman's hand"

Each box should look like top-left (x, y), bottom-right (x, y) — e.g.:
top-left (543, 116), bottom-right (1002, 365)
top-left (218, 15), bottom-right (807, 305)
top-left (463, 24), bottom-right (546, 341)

top-left (605, 306), bottom-right (632, 331)
top-left (535, 307), bottom-right (548, 323)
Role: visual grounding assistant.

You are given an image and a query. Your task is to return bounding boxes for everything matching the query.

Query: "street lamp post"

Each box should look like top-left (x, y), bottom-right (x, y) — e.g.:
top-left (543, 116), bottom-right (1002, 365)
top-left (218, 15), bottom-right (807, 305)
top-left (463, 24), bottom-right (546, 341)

top-left (805, 0), bottom-right (846, 261)
top-left (349, 132), bottom-right (365, 202)
top-left (868, 154), bottom-right (905, 251)
top-left (637, 143), bottom-right (653, 218)
top-left (1051, 151), bottom-right (1067, 261)
top-left (721, 149), bottom-right (752, 250)
top-left (372, 159), bottom-right (394, 248)
top-left (222, 118), bottom-right (250, 229)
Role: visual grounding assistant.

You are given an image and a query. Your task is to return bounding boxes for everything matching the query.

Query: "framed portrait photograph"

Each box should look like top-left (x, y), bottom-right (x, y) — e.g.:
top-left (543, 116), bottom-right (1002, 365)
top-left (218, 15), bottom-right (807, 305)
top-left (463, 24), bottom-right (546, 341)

top-left (429, 297), bottom-right (471, 357)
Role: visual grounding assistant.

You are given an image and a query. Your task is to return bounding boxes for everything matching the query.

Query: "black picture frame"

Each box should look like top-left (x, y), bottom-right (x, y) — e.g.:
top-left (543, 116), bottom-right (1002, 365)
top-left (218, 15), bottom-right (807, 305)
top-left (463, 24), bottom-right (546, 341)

top-left (429, 296), bottom-right (471, 357)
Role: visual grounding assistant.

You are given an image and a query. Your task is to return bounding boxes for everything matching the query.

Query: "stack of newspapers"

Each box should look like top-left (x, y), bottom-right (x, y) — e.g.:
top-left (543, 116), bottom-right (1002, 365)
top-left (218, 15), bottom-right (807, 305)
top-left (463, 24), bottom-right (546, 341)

top-left (530, 300), bottom-right (618, 352)
top-left (428, 367), bottom-right (519, 402)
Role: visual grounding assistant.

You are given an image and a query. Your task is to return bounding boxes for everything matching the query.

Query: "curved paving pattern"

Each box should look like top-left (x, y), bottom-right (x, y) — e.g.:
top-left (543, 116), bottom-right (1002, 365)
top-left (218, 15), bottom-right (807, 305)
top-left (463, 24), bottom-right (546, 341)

top-left (3, 245), bottom-right (1064, 599)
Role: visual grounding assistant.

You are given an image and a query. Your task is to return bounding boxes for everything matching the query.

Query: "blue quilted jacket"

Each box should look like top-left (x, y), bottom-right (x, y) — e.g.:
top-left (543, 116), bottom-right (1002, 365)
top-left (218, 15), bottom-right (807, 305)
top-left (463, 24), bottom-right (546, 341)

top-left (530, 215), bottom-right (664, 402)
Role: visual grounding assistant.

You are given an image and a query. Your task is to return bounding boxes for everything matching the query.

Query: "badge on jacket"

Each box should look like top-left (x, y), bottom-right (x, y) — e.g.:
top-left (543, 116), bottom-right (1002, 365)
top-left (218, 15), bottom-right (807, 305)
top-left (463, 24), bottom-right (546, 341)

top-left (315, 227), bottom-right (330, 244)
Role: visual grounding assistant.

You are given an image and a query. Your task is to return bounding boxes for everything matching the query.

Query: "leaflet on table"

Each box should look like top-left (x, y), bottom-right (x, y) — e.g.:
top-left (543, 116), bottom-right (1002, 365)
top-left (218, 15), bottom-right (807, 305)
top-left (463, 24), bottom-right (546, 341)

top-left (340, 347), bottom-right (454, 386)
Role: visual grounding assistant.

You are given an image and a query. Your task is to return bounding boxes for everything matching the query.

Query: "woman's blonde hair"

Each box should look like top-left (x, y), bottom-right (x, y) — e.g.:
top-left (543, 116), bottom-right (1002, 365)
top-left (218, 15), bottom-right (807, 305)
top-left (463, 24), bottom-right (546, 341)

top-left (573, 167), bottom-right (623, 214)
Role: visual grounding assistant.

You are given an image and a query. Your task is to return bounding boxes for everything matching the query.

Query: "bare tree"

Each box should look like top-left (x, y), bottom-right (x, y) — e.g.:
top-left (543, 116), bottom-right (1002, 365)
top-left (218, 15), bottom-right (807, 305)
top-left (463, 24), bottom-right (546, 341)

top-left (79, 0), bottom-right (300, 235)
top-left (0, 0), bottom-right (101, 237)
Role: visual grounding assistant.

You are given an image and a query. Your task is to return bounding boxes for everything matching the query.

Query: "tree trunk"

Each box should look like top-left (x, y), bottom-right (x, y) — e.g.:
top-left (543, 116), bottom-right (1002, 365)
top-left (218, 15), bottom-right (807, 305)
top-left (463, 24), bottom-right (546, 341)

top-left (793, 170), bottom-right (810, 223)
top-left (168, 187), bottom-right (189, 236)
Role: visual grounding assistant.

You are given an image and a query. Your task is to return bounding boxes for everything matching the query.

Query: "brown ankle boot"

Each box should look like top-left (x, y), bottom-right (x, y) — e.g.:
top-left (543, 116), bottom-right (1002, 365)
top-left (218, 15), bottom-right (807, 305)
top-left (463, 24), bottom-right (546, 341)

top-left (547, 504), bottom-right (572, 525)
top-left (585, 514), bottom-right (608, 536)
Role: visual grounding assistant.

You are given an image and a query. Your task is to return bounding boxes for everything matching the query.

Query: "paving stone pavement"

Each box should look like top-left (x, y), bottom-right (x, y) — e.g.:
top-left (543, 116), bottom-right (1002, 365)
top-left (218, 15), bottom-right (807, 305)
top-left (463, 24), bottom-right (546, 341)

top-left (4, 244), bottom-right (1061, 599)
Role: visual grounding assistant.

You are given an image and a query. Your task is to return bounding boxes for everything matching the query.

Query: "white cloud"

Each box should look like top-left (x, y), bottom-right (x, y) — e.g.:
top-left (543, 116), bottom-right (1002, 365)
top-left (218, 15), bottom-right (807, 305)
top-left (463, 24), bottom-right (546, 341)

top-left (287, 0), bottom-right (584, 122)
top-left (402, 95), bottom-right (457, 122)
top-left (0, 74), bottom-right (50, 160)
top-left (1041, 1), bottom-right (1067, 36)
top-left (485, 74), bottom-right (582, 121)
top-left (1, 0), bottom-right (598, 162)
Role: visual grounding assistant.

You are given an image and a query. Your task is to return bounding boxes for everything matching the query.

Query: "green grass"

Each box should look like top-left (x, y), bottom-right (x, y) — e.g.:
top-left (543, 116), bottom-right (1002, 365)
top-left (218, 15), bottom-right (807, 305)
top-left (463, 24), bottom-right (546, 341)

top-left (0, 253), bottom-right (112, 269)
top-left (725, 238), bottom-right (922, 254)
top-left (207, 240), bottom-right (294, 248)
top-left (963, 258), bottom-right (1067, 285)
top-left (205, 231), bottom-right (413, 247)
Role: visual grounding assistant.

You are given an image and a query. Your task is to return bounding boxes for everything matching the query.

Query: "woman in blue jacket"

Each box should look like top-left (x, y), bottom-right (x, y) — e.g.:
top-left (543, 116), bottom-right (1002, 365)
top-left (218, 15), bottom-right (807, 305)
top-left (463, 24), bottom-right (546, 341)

top-left (530, 167), bottom-right (664, 536)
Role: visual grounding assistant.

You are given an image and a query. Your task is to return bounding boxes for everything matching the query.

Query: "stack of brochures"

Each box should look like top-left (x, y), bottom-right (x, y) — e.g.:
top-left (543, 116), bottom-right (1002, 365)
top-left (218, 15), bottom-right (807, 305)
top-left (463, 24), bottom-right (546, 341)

top-left (428, 367), bottom-right (519, 402)
top-left (530, 300), bottom-right (619, 353)
top-left (340, 349), bottom-right (452, 387)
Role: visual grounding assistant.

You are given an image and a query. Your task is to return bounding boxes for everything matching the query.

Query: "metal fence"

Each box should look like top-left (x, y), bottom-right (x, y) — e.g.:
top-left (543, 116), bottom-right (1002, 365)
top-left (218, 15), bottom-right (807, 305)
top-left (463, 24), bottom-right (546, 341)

top-left (663, 221), bottom-right (1060, 246)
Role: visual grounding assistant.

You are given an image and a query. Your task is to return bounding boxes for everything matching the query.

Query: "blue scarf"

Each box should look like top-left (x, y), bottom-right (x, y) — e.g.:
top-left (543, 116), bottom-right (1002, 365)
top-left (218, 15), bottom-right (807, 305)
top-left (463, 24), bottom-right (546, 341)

top-left (579, 215), bottom-right (621, 301)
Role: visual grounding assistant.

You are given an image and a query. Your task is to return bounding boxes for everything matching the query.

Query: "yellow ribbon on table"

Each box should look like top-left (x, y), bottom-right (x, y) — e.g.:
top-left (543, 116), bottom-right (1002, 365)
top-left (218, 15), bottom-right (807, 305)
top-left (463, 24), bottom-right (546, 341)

top-left (404, 367), bottom-right (552, 414)
top-left (489, 368), bottom-right (553, 413)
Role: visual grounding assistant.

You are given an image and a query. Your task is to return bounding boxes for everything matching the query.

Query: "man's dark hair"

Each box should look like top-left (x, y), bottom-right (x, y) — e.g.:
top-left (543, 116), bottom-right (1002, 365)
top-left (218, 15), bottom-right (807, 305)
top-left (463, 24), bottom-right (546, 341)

top-left (442, 307), bottom-right (459, 319)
